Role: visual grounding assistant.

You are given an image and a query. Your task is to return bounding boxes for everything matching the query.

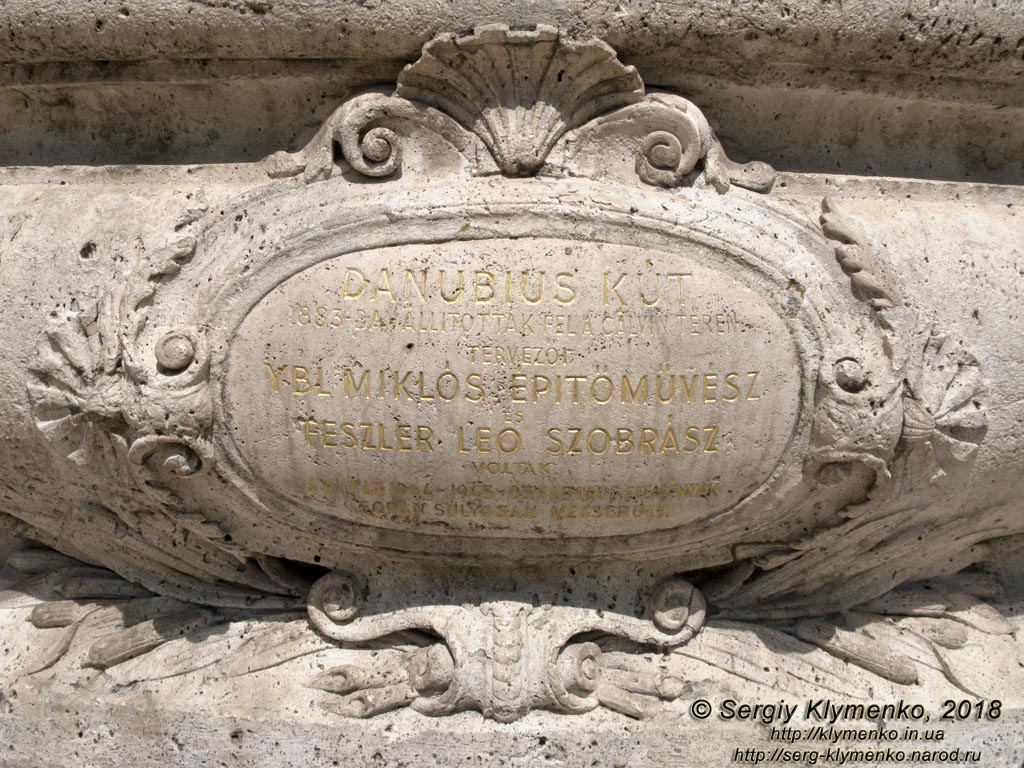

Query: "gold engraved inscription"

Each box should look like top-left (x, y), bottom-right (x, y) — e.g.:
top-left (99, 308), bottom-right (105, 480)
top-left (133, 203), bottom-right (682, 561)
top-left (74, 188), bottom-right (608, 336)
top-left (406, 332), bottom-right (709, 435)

top-left (225, 239), bottom-right (803, 537)
top-left (296, 307), bottom-right (743, 338)
top-left (263, 365), bottom-right (760, 406)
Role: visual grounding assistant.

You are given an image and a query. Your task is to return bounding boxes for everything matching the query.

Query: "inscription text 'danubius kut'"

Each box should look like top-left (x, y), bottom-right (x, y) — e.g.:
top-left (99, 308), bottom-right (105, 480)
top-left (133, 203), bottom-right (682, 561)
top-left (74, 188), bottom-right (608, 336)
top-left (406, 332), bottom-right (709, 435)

top-left (224, 239), bottom-right (801, 537)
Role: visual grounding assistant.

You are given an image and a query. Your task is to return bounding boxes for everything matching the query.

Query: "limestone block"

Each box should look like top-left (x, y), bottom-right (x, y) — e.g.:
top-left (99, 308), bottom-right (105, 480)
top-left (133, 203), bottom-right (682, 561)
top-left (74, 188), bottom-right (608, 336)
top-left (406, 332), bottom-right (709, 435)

top-left (0, 21), bottom-right (1022, 766)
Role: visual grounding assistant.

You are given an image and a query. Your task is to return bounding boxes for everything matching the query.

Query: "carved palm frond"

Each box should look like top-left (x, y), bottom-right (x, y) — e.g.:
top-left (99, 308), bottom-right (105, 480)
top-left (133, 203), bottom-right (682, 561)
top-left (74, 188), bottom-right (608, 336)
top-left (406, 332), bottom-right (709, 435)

top-left (673, 572), bottom-right (1022, 706)
top-left (2, 544), bottom-right (309, 682)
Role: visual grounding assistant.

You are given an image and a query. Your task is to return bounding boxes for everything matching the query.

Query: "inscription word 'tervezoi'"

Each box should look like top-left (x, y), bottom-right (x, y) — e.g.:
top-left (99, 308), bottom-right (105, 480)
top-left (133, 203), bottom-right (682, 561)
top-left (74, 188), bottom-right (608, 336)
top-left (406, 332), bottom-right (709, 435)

top-left (223, 239), bottom-right (802, 536)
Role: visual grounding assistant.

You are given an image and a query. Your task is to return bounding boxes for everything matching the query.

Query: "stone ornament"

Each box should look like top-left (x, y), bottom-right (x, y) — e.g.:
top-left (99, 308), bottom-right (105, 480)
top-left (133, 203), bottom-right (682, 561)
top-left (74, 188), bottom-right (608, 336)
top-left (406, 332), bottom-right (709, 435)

top-left (266, 24), bottom-right (774, 192)
top-left (10, 25), bottom-right (1010, 723)
top-left (28, 237), bottom-right (210, 480)
top-left (306, 573), bottom-right (704, 720)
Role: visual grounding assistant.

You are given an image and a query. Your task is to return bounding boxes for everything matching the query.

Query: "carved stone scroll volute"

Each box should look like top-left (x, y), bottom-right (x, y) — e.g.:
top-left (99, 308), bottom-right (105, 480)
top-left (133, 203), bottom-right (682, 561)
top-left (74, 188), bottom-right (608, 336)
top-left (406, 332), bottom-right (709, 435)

top-left (265, 24), bottom-right (774, 192)
top-left (306, 571), bottom-right (705, 721)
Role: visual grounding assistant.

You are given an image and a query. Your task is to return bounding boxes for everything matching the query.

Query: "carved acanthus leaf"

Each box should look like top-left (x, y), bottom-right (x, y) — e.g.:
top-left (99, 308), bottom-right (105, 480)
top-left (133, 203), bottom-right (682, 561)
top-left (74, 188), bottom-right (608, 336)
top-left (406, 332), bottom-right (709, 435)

top-left (28, 236), bottom-right (212, 484)
top-left (901, 329), bottom-right (988, 482)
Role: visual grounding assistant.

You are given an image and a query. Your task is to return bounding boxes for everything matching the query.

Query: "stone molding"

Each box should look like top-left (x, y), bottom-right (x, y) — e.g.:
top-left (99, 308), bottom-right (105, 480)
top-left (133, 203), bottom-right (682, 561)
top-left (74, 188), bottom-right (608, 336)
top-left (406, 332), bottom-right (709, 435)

top-left (2, 1), bottom-right (1022, 89)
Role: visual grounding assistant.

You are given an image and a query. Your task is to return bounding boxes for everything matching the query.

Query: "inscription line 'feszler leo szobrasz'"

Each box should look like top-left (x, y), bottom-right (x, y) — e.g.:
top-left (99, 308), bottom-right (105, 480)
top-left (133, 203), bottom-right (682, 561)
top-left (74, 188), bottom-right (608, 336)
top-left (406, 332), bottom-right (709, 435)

top-left (224, 239), bottom-right (802, 537)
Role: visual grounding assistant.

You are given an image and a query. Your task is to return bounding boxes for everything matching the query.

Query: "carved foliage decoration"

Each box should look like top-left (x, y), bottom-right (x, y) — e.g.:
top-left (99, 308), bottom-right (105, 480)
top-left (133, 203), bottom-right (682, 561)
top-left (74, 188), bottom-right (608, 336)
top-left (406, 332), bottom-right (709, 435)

top-left (820, 197), bottom-right (903, 311)
top-left (6, 545), bottom-right (1022, 724)
top-left (712, 201), bottom-right (991, 622)
top-left (305, 572), bottom-right (705, 721)
top-left (810, 197), bottom-right (988, 488)
top-left (14, 25), bottom-right (1004, 727)
top-left (902, 330), bottom-right (988, 482)
top-left (675, 571), bottom-right (1023, 705)
top-left (28, 237), bottom-right (213, 485)
top-left (819, 198), bottom-right (988, 480)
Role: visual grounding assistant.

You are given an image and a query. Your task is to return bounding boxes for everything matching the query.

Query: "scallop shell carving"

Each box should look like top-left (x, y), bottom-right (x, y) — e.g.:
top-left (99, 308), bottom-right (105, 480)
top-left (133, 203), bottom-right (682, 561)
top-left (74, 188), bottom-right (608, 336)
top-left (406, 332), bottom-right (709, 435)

top-left (396, 25), bottom-right (645, 176)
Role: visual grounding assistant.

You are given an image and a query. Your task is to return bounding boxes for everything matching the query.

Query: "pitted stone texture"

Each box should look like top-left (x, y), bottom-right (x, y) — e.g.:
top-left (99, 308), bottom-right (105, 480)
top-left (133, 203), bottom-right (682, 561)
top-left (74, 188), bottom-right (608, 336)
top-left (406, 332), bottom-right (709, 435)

top-left (2, 1), bottom-right (1023, 86)
top-left (227, 239), bottom-right (803, 540)
top-left (0, 19), bottom-right (1023, 755)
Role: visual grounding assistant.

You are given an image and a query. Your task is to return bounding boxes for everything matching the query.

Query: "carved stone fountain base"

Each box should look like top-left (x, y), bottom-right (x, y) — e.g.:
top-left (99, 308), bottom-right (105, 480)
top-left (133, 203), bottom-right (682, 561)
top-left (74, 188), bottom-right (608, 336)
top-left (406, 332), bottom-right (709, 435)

top-left (1, 17), bottom-right (1023, 767)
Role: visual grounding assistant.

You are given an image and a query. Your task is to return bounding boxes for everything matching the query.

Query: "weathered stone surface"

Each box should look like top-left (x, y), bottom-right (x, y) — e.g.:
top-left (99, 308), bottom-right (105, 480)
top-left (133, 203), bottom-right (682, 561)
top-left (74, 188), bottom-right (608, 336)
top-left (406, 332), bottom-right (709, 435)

top-left (228, 237), bottom-right (802, 540)
top-left (3, 0), bottom-right (1023, 84)
top-left (1, 17), bottom-right (1023, 766)
top-left (2, 3), bottom-right (1023, 182)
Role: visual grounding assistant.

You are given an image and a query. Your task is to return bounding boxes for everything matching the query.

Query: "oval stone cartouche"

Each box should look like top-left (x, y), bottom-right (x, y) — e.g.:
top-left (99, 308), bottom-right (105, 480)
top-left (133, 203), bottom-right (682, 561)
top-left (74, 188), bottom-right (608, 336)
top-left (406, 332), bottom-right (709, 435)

top-left (224, 238), bottom-right (803, 538)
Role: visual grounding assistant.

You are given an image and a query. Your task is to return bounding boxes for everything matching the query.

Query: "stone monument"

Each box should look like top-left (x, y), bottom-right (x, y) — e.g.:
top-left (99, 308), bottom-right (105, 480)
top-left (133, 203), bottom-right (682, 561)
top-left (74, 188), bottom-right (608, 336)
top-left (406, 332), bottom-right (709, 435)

top-left (0, 4), bottom-right (1022, 766)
